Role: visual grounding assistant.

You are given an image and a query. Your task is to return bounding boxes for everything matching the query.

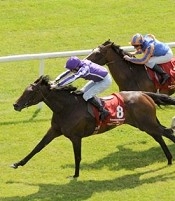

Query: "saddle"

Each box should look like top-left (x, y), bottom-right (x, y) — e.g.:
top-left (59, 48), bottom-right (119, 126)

top-left (146, 57), bottom-right (175, 91)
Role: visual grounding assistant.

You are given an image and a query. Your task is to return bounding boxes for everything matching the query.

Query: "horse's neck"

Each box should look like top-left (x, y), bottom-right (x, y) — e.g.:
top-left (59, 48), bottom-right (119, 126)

top-left (105, 47), bottom-right (156, 91)
top-left (107, 52), bottom-right (127, 76)
top-left (43, 90), bottom-right (78, 113)
top-left (107, 57), bottom-right (154, 91)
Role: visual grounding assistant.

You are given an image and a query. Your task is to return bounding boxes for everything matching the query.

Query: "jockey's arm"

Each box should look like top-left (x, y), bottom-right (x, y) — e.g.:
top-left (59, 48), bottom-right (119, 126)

top-left (55, 70), bottom-right (71, 82)
top-left (130, 50), bottom-right (142, 55)
top-left (126, 45), bottom-right (153, 64)
top-left (58, 66), bottom-right (89, 86)
top-left (58, 75), bottom-right (77, 86)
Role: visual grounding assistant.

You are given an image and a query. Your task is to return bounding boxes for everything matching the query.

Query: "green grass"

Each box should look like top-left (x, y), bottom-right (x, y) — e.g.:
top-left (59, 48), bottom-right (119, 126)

top-left (1, 0), bottom-right (175, 201)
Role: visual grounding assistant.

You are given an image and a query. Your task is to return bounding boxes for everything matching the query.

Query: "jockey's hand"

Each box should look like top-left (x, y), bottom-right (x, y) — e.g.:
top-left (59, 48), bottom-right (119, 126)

top-left (50, 80), bottom-right (56, 85)
top-left (50, 83), bottom-right (59, 90)
top-left (123, 55), bottom-right (131, 61)
top-left (55, 78), bottom-right (60, 83)
top-left (71, 90), bottom-right (83, 95)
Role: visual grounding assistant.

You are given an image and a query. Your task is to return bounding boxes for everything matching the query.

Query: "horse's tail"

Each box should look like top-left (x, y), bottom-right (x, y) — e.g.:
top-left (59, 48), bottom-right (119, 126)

top-left (144, 92), bottom-right (175, 106)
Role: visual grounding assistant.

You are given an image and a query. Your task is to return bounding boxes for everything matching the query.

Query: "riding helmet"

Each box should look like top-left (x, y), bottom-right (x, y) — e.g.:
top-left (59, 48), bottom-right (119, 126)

top-left (65, 56), bottom-right (81, 70)
top-left (130, 33), bottom-right (144, 46)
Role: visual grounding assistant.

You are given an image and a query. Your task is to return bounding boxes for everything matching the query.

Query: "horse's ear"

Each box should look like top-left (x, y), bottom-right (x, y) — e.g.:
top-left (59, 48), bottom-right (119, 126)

top-left (39, 75), bottom-right (50, 85)
top-left (107, 42), bottom-right (114, 47)
top-left (39, 75), bottom-right (46, 81)
top-left (34, 76), bottom-right (43, 84)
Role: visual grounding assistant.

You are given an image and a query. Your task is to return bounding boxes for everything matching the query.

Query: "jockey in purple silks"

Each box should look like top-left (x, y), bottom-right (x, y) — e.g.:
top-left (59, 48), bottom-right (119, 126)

top-left (51, 56), bottom-right (112, 121)
top-left (124, 33), bottom-right (173, 85)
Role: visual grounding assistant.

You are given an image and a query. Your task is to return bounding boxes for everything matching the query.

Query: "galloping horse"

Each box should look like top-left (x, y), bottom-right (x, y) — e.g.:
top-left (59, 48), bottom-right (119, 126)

top-left (86, 40), bottom-right (175, 95)
top-left (11, 75), bottom-right (175, 178)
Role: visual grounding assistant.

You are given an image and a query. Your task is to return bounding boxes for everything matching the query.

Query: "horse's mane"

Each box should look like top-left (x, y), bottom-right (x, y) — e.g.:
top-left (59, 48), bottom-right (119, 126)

top-left (112, 43), bottom-right (133, 57)
top-left (41, 75), bottom-right (50, 84)
top-left (58, 85), bottom-right (77, 92)
top-left (102, 40), bottom-right (134, 58)
top-left (40, 75), bottom-right (77, 92)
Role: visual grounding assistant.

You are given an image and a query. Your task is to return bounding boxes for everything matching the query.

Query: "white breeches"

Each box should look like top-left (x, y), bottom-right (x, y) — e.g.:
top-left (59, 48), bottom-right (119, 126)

top-left (81, 74), bottom-right (112, 101)
top-left (146, 49), bottom-right (173, 68)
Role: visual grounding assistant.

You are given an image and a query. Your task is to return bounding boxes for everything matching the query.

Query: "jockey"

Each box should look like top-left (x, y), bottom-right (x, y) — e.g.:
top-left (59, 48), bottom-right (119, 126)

top-left (124, 33), bottom-right (173, 85)
top-left (50, 56), bottom-right (112, 121)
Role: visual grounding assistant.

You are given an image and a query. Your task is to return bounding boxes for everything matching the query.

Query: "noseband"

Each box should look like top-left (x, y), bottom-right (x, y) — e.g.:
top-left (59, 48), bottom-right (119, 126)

top-left (27, 83), bottom-right (51, 106)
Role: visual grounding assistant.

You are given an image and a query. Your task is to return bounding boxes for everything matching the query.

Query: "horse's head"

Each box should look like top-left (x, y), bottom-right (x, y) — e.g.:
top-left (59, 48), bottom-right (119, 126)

top-left (86, 40), bottom-right (117, 65)
top-left (86, 40), bottom-right (133, 65)
top-left (13, 75), bottom-right (50, 111)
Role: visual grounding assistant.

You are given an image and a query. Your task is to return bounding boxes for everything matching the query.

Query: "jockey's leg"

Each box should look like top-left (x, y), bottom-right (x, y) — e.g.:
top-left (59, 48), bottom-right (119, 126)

top-left (87, 97), bottom-right (109, 121)
top-left (152, 64), bottom-right (170, 85)
top-left (83, 74), bottom-right (112, 120)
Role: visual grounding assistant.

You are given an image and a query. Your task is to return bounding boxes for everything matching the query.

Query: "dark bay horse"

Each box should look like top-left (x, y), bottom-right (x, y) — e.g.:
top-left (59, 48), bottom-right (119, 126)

top-left (12, 75), bottom-right (175, 178)
top-left (86, 40), bottom-right (175, 95)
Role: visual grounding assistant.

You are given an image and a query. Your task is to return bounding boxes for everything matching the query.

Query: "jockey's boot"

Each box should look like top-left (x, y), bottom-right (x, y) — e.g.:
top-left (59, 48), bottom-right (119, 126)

top-left (152, 64), bottom-right (170, 85)
top-left (88, 97), bottom-right (110, 121)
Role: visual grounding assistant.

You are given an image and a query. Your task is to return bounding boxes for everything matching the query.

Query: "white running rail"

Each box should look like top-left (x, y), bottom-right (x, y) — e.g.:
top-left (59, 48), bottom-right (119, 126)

top-left (0, 42), bottom-right (175, 76)
top-left (1, 42), bottom-right (174, 109)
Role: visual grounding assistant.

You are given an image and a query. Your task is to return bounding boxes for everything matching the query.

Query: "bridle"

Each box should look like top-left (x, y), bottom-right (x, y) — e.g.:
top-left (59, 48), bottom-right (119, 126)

top-left (37, 83), bottom-right (52, 102)
top-left (26, 83), bottom-right (51, 106)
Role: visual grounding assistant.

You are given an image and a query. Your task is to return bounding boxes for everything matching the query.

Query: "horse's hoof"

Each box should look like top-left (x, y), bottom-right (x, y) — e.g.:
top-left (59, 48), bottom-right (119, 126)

top-left (10, 164), bottom-right (18, 169)
top-left (66, 175), bottom-right (78, 180)
top-left (167, 161), bottom-right (172, 165)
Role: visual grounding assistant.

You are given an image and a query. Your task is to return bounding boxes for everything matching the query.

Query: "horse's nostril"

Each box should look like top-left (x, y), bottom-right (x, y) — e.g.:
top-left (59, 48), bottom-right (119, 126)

top-left (13, 103), bottom-right (18, 108)
top-left (13, 103), bottom-right (21, 111)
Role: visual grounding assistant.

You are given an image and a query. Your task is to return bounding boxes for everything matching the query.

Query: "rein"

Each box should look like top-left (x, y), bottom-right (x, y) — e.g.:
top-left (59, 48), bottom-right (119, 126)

top-left (38, 85), bottom-right (51, 102)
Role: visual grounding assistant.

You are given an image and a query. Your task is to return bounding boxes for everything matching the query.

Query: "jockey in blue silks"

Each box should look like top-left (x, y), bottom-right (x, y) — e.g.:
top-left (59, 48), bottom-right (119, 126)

top-left (124, 33), bottom-right (173, 85)
top-left (51, 56), bottom-right (112, 121)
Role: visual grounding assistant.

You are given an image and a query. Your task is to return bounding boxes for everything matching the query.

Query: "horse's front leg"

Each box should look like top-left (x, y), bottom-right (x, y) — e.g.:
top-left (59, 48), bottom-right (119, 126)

top-left (11, 127), bottom-right (61, 169)
top-left (71, 137), bottom-right (82, 178)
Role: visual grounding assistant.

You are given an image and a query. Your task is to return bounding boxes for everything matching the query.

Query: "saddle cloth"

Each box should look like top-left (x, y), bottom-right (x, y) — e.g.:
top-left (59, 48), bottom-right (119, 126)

top-left (90, 93), bottom-right (125, 133)
top-left (146, 57), bottom-right (175, 91)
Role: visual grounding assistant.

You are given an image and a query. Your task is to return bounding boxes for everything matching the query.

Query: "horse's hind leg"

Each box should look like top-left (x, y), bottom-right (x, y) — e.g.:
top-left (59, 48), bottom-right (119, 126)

top-left (151, 134), bottom-right (173, 165)
top-left (141, 123), bottom-right (173, 165)
top-left (135, 116), bottom-right (173, 165)
top-left (130, 102), bottom-right (173, 165)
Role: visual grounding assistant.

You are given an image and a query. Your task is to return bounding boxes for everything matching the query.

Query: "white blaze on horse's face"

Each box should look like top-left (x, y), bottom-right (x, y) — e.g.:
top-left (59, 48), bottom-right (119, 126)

top-left (85, 47), bottom-right (100, 59)
top-left (92, 47), bottom-right (100, 53)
